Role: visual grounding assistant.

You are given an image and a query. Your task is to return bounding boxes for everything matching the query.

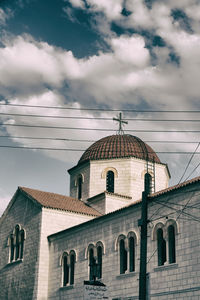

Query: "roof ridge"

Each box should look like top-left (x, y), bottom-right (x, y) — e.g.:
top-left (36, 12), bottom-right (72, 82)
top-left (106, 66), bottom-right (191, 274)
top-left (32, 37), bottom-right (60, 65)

top-left (150, 175), bottom-right (200, 198)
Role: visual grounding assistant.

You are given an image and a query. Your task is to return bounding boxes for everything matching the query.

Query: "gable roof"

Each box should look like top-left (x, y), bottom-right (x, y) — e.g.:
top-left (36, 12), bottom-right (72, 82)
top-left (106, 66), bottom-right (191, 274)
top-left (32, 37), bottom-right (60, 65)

top-left (48, 175), bottom-right (200, 240)
top-left (150, 175), bottom-right (200, 199)
top-left (19, 187), bottom-right (102, 217)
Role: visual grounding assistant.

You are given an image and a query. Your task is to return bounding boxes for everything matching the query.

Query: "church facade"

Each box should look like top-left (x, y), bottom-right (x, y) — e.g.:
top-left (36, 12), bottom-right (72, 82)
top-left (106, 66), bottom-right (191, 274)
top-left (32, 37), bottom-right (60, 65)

top-left (0, 134), bottom-right (200, 300)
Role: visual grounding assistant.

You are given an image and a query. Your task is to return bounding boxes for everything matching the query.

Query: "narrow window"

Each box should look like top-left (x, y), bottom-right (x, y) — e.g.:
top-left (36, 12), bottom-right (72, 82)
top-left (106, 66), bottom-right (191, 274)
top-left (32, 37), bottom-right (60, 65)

top-left (106, 171), bottom-right (114, 193)
top-left (63, 255), bottom-right (69, 286)
top-left (129, 236), bottom-right (135, 272)
top-left (10, 234), bottom-right (14, 262)
top-left (15, 225), bottom-right (20, 260)
top-left (97, 245), bottom-right (102, 279)
top-left (20, 230), bottom-right (25, 259)
top-left (89, 248), bottom-right (94, 281)
top-left (157, 228), bottom-right (166, 266)
top-left (168, 225), bottom-right (176, 264)
top-left (120, 239), bottom-right (127, 274)
top-left (78, 175), bottom-right (83, 200)
top-left (70, 253), bottom-right (75, 285)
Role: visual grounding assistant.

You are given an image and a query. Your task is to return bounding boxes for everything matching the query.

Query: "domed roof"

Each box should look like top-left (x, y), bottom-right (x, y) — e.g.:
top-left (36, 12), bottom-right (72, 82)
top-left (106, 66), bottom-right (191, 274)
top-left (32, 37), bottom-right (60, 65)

top-left (78, 134), bottom-right (161, 165)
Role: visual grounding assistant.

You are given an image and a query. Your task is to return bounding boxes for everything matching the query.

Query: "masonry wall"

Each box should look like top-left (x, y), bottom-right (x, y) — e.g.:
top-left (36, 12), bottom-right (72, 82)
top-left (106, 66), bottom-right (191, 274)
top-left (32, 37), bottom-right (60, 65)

top-left (69, 163), bottom-right (90, 201)
top-left (36, 208), bottom-right (95, 300)
top-left (90, 158), bottom-right (169, 202)
top-left (48, 182), bottom-right (200, 300)
top-left (0, 192), bottom-right (42, 300)
top-left (69, 158), bottom-right (169, 206)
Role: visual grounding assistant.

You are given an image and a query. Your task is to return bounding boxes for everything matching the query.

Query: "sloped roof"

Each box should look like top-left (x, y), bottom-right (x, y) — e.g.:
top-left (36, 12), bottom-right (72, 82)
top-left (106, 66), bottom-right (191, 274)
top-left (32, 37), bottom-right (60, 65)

top-left (78, 134), bottom-right (161, 165)
top-left (19, 187), bottom-right (102, 217)
top-left (150, 175), bottom-right (200, 198)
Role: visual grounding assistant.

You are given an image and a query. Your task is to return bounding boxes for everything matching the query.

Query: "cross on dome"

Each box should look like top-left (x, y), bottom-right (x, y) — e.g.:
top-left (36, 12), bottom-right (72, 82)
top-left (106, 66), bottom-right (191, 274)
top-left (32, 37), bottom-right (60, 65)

top-left (113, 112), bottom-right (128, 134)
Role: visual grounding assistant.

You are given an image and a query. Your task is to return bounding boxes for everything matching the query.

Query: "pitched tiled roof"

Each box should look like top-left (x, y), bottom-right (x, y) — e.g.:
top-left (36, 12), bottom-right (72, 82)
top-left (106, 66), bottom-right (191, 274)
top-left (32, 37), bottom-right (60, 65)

top-left (78, 134), bottom-right (161, 165)
top-left (150, 175), bottom-right (200, 198)
top-left (19, 187), bottom-right (102, 216)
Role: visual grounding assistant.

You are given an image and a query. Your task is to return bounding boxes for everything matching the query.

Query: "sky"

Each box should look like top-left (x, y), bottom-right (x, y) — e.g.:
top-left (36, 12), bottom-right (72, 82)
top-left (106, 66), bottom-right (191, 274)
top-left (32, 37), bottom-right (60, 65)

top-left (0, 0), bottom-right (200, 216)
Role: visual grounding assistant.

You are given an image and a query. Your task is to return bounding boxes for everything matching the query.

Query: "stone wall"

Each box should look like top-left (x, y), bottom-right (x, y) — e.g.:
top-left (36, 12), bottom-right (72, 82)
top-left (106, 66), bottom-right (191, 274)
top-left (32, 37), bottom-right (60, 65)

top-left (0, 192), bottom-right (42, 300)
top-left (36, 208), bottom-right (95, 300)
top-left (48, 182), bottom-right (200, 300)
top-left (69, 157), bottom-right (169, 207)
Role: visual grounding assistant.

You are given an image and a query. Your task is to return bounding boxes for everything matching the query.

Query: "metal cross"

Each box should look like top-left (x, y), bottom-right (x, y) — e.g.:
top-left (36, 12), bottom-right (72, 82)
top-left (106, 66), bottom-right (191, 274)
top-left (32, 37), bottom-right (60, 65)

top-left (113, 112), bottom-right (128, 134)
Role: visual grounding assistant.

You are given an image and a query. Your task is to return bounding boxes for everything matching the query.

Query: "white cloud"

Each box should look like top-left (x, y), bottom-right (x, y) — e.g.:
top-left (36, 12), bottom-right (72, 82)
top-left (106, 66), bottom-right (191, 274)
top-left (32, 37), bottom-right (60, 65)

top-left (86, 0), bottom-right (123, 20)
top-left (0, 35), bottom-right (82, 93)
top-left (110, 35), bottom-right (150, 67)
top-left (68, 0), bottom-right (85, 9)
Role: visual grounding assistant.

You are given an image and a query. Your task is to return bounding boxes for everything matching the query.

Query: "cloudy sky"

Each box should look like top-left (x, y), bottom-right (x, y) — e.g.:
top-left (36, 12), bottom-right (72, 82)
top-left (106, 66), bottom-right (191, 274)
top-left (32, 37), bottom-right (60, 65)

top-left (0, 0), bottom-right (200, 215)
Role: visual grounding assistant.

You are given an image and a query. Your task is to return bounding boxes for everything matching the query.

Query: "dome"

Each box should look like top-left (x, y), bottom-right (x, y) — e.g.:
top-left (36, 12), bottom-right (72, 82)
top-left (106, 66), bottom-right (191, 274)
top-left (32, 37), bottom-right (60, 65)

top-left (78, 134), bottom-right (161, 165)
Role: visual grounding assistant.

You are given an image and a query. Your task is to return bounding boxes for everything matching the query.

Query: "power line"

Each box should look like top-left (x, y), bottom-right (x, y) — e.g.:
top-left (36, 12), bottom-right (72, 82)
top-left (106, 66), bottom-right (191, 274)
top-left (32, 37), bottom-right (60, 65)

top-left (0, 144), bottom-right (200, 154)
top-left (0, 112), bottom-right (200, 122)
top-left (184, 162), bottom-right (200, 181)
top-left (178, 142), bottom-right (200, 184)
top-left (0, 135), bottom-right (95, 142)
top-left (0, 102), bottom-right (200, 113)
top-left (0, 135), bottom-right (199, 144)
top-left (1, 123), bottom-right (200, 132)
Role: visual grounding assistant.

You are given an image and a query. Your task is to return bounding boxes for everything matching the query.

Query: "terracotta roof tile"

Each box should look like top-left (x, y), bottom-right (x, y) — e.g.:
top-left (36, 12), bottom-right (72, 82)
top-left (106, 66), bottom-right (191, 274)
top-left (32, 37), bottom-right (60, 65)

top-left (19, 187), bottom-right (102, 216)
top-left (150, 176), bottom-right (200, 198)
top-left (78, 134), bottom-right (161, 165)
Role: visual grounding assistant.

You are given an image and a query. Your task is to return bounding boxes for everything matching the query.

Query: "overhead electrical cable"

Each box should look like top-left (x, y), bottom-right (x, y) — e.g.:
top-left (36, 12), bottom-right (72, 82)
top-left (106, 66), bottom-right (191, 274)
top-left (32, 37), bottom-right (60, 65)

top-left (1, 123), bottom-right (200, 133)
top-left (184, 162), bottom-right (200, 181)
top-left (0, 144), bottom-right (200, 154)
top-left (0, 135), bottom-right (198, 144)
top-left (178, 142), bottom-right (200, 184)
top-left (0, 112), bottom-right (199, 122)
top-left (0, 102), bottom-right (200, 113)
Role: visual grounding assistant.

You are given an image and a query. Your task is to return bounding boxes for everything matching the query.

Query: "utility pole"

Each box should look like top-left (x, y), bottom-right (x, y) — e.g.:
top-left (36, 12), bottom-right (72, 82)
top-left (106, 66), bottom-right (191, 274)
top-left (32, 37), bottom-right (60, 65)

top-left (138, 172), bottom-right (151, 300)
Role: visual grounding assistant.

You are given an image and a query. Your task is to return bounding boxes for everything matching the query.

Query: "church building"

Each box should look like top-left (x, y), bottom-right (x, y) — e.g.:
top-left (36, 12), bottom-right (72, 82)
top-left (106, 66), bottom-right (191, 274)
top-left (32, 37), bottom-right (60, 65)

top-left (0, 133), bottom-right (199, 300)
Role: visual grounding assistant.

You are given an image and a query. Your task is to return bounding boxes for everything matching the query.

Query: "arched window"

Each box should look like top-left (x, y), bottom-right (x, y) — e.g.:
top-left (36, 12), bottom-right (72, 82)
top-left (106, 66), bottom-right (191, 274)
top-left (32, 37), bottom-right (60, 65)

top-left (129, 236), bottom-right (135, 272)
top-left (20, 230), bottom-right (25, 259)
top-left (62, 251), bottom-right (76, 286)
top-left (77, 175), bottom-right (83, 200)
top-left (89, 248), bottom-right (95, 281)
top-left (10, 234), bottom-right (14, 262)
top-left (157, 228), bottom-right (166, 266)
top-left (106, 170), bottom-right (114, 193)
top-left (8, 225), bottom-right (25, 263)
top-left (120, 239), bottom-right (127, 274)
top-left (15, 225), bottom-right (20, 260)
top-left (62, 253), bottom-right (69, 286)
top-left (168, 225), bottom-right (176, 264)
top-left (97, 245), bottom-right (102, 279)
top-left (70, 252), bottom-right (75, 285)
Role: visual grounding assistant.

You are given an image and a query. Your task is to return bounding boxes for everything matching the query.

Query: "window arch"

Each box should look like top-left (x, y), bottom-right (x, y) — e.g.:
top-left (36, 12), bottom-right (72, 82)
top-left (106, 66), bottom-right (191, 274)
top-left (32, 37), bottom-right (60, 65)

top-left (15, 225), bottom-right (20, 260)
top-left (10, 234), bottom-right (14, 262)
top-left (119, 238), bottom-right (127, 274)
top-left (97, 245), bottom-right (102, 279)
top-left (129, 236), bottom-right (135, 272)
top-left (89, 247), bottom-right (95, 281)
top-left (62, 253), bottom-right (69, 286)
top-left (8, 225), bottom-right (25, 263)
top-left (87, 242), bottom-right (104, 281)
top-left (77, 174), bottom-right (83, 200)
top-left (168, 225), bottom-right (176, 264)
top-left (153, 220), bottom-right (177, 266)
top-left (20, 229), bottom-right (25, 259)
top-left (61, 251), bottom-right (76, 286)
top-left (157, 228), bottom-right (166, 266)
top-left (106, 170), bottom-right (114, 193)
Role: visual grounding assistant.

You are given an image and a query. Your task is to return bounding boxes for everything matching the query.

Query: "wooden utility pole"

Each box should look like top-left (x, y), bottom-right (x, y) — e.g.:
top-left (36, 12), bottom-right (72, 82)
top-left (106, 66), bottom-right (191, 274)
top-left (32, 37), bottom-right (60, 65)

top-left (138, 172), bottom-right (151, 300)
